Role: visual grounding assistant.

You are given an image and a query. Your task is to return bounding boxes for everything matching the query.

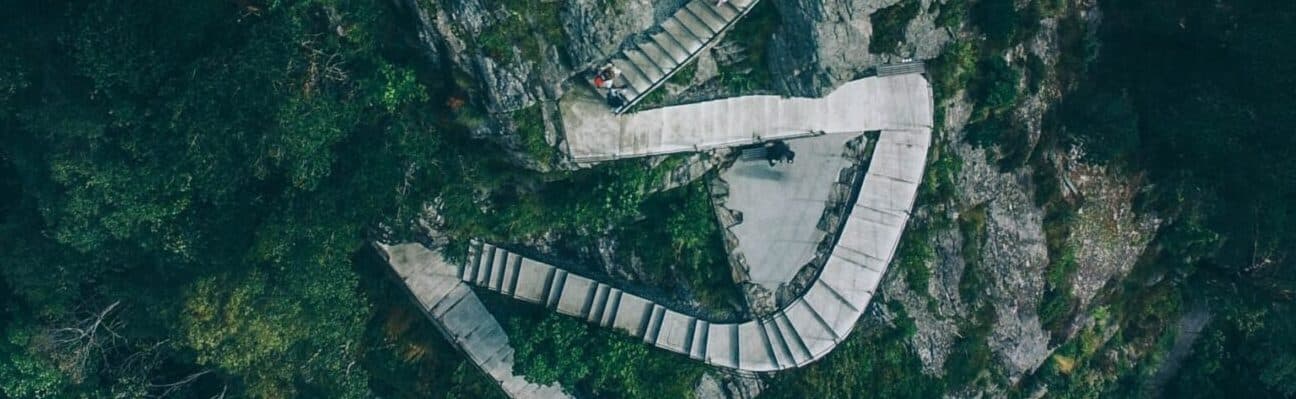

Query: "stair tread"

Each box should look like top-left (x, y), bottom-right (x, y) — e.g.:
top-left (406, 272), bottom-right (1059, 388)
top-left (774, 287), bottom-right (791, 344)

top-left (686, 1), bottom-right (729, 32)
top-left (673, 8), bottom-right (717, 38)
top-left (623, 49), bottom-right (666, 82)
top-left (635, 41), bottom-right (679, 75)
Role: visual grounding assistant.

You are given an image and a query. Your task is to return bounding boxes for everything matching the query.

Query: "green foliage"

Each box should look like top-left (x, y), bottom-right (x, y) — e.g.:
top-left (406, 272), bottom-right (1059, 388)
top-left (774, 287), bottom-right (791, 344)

top-left (0, 0), bottom-right (449, 396)
top-left (1059, 86), bottom-right (1139, 164)
top-left (182, 266), bottom-right (369, 398)
top-left (974, 0), bottom-right (1021, 50)
top-left (764, 304), bottom-right (945, 398)
top-left (511, 105), bottom-right (557, 165)
top-left (1057, 0), bottom-right (1296, 394)
top-left (936, 0), bottom-right (969, 29)
top-left (716, 0), bottom-right (781, 93)
top-left (928, 40), bottom-right (979, 102)
top-left (669, 62), bottom-right (699, 86)
top-left (508, 314), bottom-right (593, 385)
top-left (957, 204), bottom-right (989, 303)
top-left (0, 323), bottom-right (74, 399)
top-left (973, 57), bottom-right (1022, 121)
top-left (945, 307), bottom-right (998, 388)
top-left (506, 312), bottom-right (704, 398)
top-left (1038, 245), bottom-right (1078, 335)
top-left (479, 0), bottom-right (566, 65)
top-left (615, 181), bottom-right (742, 309)
top-left (870, 0), bottom-right (922, 54)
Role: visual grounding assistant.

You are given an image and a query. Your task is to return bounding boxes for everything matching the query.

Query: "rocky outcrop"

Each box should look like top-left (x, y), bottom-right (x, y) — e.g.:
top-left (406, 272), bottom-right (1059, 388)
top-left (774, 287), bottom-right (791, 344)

top-left (768, 0), bottom-right (951, 96)
top-left (1062, 146), bottom-right (1160, 315)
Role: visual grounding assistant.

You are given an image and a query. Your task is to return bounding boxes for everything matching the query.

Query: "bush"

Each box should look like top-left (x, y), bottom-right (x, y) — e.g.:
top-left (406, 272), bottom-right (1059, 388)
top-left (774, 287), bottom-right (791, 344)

top-left (506, 312), bottom-right (704, 398)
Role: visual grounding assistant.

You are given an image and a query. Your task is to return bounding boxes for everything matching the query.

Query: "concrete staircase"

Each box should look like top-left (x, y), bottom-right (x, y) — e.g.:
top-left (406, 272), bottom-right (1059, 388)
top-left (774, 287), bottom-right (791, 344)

top-left (605, 0), bottom-right (759, 113)
top-left (454, 126), bottom-right (930, 373)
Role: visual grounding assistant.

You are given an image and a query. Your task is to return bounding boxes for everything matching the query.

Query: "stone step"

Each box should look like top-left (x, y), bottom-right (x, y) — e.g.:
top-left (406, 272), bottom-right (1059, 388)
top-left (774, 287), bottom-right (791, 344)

top-left (587, 284), bottom-right (612, 323)
top-left (775, 312), bottom-right (814, 365)
top-left (623, 48), bottom-right (666, 83)
top-left (604, 0), bottom-right (765, 114)
top-left (462, 241), bottom-right (481, 281)
top-left (544, 269), bottom-right (568, 309)
top-left (649, 32), bottom-right (692, 64)
top-left (763, 318), bottom-right (798, 368)
top-left (660, 18), bottom-right (704, 48)
top-left (489, 248), bottom-right (508, 290)
top-left (592, 287), bottom-right (621, 327)
top-left (706, 323), bottom-right (740, 369)
top-left (503, 254), bottom-right (522, 296)
top-left (708, 0), bottom-right (741, 20)
top-left (685, 1), bottom-right (728, 32)
top-left (673, 8), bottom-right (717, 39)
top-left (633, 41), bottom-right (679, 77)
top-left (611, 57), bottom-right (652, 93)
top-left (689, 319), bottom-right (711, 360)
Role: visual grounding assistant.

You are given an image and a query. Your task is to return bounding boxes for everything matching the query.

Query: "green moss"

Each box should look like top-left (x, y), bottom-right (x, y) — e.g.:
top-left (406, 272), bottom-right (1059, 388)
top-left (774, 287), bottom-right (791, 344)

top-left (870, 0), bottom-right (922, 54)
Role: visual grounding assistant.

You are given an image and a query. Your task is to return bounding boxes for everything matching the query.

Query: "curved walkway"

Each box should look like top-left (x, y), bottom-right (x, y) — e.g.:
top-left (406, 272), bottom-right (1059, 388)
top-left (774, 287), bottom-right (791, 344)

top-left (562, 74), bottom-right (933, 163)
top-left (381, 72), bottom-right (931, 397)
top-left (455, 133), bottom-right (928, 372)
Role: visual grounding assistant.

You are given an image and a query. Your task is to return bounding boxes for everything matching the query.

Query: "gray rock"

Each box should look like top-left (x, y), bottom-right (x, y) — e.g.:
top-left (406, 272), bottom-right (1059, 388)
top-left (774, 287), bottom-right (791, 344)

top-left (768, 0), bottom-right (951, 96)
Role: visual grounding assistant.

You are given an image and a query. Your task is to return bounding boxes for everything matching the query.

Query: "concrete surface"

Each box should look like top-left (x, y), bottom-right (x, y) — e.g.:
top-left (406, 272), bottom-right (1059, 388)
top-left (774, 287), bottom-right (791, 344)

top-left (721, 133), bottom-right (861, 291)
top-left (561, 74), bottom-right (932, 162)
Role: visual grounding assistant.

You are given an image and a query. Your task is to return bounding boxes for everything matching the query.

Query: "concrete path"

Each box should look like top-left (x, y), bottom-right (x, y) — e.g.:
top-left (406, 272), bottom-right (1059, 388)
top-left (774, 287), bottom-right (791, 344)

top-left (440, 126), bottom-right (930, 372)
top-left (601, 0), bottom-right (760, 113)
top-left (562, 74), bottom-right (933, 163)
top-left (382, 70), bottom-right (931, 396)
top-left (721, 133), bottom-right (861, 291)
top-left (378, 243), bottom-right (572, 398)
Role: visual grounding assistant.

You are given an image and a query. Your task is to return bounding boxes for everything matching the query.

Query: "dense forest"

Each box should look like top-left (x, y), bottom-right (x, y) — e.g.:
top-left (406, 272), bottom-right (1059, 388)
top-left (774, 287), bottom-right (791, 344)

top-left (1066, 0), bottom-right (1296, 396)
top-left (0, 0), bottom-right (1292, 398)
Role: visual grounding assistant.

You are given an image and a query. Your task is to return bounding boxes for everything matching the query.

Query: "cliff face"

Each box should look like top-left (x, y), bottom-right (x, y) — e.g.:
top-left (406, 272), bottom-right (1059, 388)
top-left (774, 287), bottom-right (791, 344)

top-left (767, 0), bottom-right (951, 96)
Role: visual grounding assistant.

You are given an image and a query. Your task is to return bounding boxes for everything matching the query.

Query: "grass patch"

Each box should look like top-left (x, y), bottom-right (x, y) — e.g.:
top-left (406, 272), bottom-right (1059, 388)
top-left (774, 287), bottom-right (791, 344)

top-left (870, 0), bottom-right (922, 54)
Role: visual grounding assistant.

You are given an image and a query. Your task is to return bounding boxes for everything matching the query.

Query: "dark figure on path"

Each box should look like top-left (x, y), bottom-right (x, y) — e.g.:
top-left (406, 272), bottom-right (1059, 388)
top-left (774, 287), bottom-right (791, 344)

top-left (606, 88), bottom-right (628, 109)
top-left (766, 140), bottom-right (795, 166)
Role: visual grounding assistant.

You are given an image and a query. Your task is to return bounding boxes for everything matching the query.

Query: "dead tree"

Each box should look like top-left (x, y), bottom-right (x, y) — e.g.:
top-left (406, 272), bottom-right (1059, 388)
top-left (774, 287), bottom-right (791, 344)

top-left (36, 300), bottom-right (125, 382)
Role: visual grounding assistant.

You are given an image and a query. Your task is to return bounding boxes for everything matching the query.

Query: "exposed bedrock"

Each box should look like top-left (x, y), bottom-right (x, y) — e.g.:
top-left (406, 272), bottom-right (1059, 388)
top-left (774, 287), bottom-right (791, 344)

top-left (768, 0), bottom-right (951, 96)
